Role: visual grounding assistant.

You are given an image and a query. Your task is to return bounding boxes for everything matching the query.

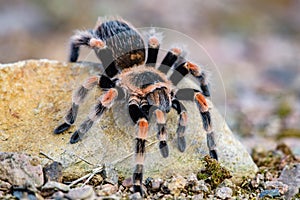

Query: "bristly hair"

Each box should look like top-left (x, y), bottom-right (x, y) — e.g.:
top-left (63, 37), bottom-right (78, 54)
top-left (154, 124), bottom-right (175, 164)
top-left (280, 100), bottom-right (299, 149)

top-left (143, 28), bottom-right (164, 45)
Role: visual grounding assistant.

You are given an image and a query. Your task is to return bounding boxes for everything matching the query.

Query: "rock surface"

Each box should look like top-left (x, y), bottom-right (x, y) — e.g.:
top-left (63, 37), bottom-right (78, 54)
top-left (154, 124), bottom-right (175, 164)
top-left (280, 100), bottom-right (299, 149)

top-left (0, 152), bottom-right (44, 187)
top-left (0, 60), bottom-right (257, 182)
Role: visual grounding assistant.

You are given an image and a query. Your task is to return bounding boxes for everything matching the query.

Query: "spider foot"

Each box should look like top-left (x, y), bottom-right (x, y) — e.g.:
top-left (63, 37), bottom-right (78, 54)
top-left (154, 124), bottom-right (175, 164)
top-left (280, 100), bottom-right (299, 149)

top-left (70, 131), bottom-right (81, 144)
top-left (53, 123), bottom-right (71, 134)
top-left (177, 136), bottom-right (186, 152)
top-left (210, 150), bottom-right (218, 161)
top-left (159, 141), bottom-right (169, 158)
top-left (133, 185), bottom-right (143, 196)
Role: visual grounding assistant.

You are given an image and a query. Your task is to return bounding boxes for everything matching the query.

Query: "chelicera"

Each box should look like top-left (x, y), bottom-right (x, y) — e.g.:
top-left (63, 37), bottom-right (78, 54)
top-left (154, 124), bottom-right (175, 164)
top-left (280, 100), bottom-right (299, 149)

top-left (54, 17), bottom-right (218, 195)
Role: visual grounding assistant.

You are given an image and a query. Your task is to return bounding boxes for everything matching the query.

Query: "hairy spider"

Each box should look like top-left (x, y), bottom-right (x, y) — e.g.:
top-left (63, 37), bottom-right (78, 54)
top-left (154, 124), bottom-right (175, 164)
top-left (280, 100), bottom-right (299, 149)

top-left (54, 17), bottom-right (218, 195)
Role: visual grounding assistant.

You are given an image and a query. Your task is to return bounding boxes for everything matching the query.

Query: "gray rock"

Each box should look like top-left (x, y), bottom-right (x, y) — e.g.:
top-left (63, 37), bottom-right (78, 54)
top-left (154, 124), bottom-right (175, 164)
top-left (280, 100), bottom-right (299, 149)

top-left (65, 185), bottom-right (95, 200)
top-left (0, 180), bottom-right (11, 191)
top-left (215, 187), bottom-right (233, 199)
top-left (278, 164), bottom-right (300, 199)
top-left (0, 152), bottom-right (44, 187)
top-left (0, 60), bottom-right (257, 183)
top-left (96, 183), bottom-right (118, 196)
top-left (42, 181), bottom-right (70, 192)
top-left (129, 192), bottom-right (142, 200)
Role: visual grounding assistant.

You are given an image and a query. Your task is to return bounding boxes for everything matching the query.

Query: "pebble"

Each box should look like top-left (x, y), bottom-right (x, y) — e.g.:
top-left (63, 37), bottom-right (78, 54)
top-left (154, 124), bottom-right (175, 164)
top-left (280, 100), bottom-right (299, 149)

top-left (0, 152), bottom-right (44, 187)
top-left (43, 161), bottom-right (63, 182)
top-left (145, 177), bottom-right (162, 192)
top-left (129, 192), bottom-right (142, 200)
top-left (259, 189), bottom-right (280, 198)
top-left (96, 183), bottom-right (118, 196)
top-left (215, 187), bottom-right (233, 199)
top-left (192, 193), bottom-right (204, 200)
top-left (102, 164), bottom-right (119, 185)
top-left (0, 180), bottom-right (11, 191)
top-left (65, 185), bottom-right (95, 200)
top-left (151, 178), bottom-right (162, 191)
top-left (160, 182), bottom-right (170, 194)
top-left (265, 180), bottom-right (288, 194)
top-left (168, 175), bottom-right (187, 196)
top-left (193, 180), bottom-right (209, 193)
top-left (122, 177), bottom-right (133, 188)
top-left (42, 181), bottom-right (70, 192)
top-left (278, 163), bottom-right (300, 199)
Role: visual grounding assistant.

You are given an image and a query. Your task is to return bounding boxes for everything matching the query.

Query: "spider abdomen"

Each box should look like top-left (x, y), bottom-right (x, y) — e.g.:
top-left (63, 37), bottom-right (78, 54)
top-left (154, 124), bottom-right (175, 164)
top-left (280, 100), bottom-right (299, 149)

top-left (95, 19), bottom-right (145, 70)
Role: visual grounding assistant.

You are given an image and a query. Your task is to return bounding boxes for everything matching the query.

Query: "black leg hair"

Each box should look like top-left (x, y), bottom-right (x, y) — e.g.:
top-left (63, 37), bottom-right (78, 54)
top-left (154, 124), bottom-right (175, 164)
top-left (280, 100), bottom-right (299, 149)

top-left (158, 47), bottom-right (182, 74)
top-left (154, 109), bottom-right (169, 158)
top-left (170, 61), bottom-right (210, 97)
top-left (128, 97), bottom-right (149, 196)
top-left (70, 88), bottom-right (119, 143)
top-left (175, 88), bottom-right (218, 160)
top-left (54, 75), bottom-right (119, 135)
top-left (146, 35), bottom-right (160, 67)
top-left (69, 30), bottom-right (119, 78)
top-left (69, 30), bottom-right (94, 62)
top-left (172, 98), bottom-right (188, 152)
top-left (54, 75), bottom-right (101, 134)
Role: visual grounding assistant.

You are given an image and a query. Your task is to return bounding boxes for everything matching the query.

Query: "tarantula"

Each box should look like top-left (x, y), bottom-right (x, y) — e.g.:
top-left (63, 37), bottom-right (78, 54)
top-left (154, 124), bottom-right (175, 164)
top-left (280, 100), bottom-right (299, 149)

top-left (54, 18), bottom-right (218, 195)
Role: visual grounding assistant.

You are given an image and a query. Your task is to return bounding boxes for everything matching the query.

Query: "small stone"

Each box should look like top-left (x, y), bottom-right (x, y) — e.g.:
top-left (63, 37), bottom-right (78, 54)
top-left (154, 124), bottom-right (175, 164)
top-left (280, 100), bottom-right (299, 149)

top-left (191, 180), bottom-right (210, 193)
top-left (129, 192), bottom-right (142, 200)
top-left (102, 164), bottom-right (119, 185)
top-left (215, 187), bottom-right (233, 200)
top-left (96, 183), bottom-right (118, 196)
top-left (251, 173), bottom-right (264, 188)
top-left (51, 191), bottom-right (65, 199)
top-left (0, 180), bottom-right (11, 191)
top-left (42, 181), bottom-right (69, 192)
top-left (0, 152), bottom-right (44, 187)
top-left (151, 179), bottom-right (162, 191)
top-left (43, 161), bottom-right (63, 182)
top-left (168, 175), bottom-right (187, 196)
top-left (278, 164), bottom-right (300, 199)
top-left (259, 189), bottom-right (280, 198)
top-left (122, 177), bottom-right (133, 188)
top-left (144, 177), bottom-right (162, 192)
top-left (12, 186), bottom-right (38, 200)
top-left (187, 173), bottom-right (198, 183)
top-left (265, 181), bottom-right (288, 194)
top-left (192, 193), bottom-right (204, 200)
top-left (160, 182), bottom-right (170, 194)
top-left (65, 185), bottom-right (95, 200)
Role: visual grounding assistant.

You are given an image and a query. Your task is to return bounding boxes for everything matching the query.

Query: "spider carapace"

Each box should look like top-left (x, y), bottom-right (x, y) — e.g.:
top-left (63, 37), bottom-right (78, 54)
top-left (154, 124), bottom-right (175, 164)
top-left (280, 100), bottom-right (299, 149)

top-left (54, 18), bottom-right (218, 195)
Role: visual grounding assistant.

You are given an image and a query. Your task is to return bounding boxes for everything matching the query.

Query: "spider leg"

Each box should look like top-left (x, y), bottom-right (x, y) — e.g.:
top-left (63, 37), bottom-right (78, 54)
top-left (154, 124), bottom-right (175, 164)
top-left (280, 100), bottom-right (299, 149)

top-left (170, 61), bottom-right (210, 97)
top-left (175, 88), bottom-right (218, 160)
top-left (128, 96), bottom-right (149, 196)
top-left (69, 30), bottom-right (119, 78)
top-left (171, 98), bottom-right (188, 152)
top-left (54, 75), bottom-right (101, 134)
top-left (69, 88), bottom-right (118, 143)
top-left (145, 35), bottom-right (160, 67)
top-left (154, 109), bottom-right (169, 158)
top-left (158, 47), bottom-right (182, 74)
top-left (54, 75), bottom-right (118, 134)
top-left (69, 30), bottom-right (104, 62)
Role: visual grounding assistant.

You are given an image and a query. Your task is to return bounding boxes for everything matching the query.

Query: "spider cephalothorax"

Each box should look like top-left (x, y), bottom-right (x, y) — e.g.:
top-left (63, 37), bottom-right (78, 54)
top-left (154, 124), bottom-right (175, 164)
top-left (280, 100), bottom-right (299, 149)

top-left (54, 17), bottom-right (217, 195)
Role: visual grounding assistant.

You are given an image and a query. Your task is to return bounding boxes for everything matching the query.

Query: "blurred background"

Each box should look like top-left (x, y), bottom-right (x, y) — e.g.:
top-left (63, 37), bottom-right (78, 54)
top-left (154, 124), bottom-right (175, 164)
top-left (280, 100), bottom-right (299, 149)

top-left (1, 0), bottom-right (299, 154)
